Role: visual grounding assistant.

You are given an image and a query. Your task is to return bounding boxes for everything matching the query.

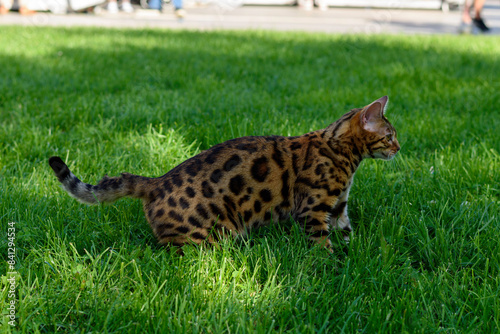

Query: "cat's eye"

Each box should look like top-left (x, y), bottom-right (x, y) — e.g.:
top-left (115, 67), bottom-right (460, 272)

top-left (386, 134), bottom-right (393, 141)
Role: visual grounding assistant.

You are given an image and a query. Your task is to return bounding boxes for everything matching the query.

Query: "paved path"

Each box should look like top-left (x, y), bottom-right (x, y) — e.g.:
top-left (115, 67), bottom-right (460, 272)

top-left (1, 0), bottom-right (499, 34)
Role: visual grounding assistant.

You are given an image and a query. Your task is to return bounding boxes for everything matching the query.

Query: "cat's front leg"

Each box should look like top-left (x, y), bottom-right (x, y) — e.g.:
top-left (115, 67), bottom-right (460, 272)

top-left (329, 199), bottom-right (353, 244)
top-left (296, 208), bottom-right (334, 252)
top-left (334, 213), bottom-right (352, 243)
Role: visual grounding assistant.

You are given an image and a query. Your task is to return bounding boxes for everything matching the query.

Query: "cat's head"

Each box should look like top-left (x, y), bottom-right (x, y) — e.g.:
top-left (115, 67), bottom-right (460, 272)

top-left (358, 96), bottom-right (400, 160)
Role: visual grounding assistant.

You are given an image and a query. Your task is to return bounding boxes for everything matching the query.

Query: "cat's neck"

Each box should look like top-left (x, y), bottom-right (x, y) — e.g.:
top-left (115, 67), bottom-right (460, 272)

top-left (321, 112), bottom-right (364, 171)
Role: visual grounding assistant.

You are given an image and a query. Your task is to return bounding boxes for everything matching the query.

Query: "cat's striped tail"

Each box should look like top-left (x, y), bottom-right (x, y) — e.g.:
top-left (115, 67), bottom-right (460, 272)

top-left (48, 156), bottom-right (152, 205)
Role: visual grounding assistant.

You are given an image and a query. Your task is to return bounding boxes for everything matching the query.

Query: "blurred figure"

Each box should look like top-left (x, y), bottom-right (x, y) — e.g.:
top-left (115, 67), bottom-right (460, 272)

top-left (298, 0), bottom-right (327, 11)
top-left (0, 0), bottom-right (35, 14)
top-left (107, 0), bottom-right (134, 13)
top-left (459, 0), bottom-right (490, 34)
top-left (149, 0), bottom-right (185, 18)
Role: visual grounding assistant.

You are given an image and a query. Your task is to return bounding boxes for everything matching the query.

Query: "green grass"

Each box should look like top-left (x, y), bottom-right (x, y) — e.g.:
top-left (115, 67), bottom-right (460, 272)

top-left (1, 26), bottom-right (499, 333)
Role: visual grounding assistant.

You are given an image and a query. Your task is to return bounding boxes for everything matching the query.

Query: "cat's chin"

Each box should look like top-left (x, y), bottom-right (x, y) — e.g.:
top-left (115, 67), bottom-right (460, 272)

top-left (377, 152), bottom-right (397, 160)
top-left (386, 152), bottom-right (398, 160)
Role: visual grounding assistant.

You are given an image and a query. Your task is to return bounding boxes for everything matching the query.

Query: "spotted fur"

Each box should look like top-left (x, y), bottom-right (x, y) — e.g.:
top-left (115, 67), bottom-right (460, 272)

top-left (49, 96), bottom-right (400, 252)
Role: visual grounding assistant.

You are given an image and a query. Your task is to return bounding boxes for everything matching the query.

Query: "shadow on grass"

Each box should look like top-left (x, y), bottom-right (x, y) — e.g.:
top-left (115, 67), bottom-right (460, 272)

top-left (1, 29), bottom-right (499, 153)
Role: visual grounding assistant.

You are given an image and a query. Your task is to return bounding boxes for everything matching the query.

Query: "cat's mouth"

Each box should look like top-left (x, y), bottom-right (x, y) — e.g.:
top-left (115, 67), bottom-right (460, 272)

top-left (381, 151), bottom-right (398, 160)
top-left (386, 151), bottom-right (399, 160)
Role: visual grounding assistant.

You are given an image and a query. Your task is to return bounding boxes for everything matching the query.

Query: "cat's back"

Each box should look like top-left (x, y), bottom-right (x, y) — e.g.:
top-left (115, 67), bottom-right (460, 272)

top-left (164, 135), bottom-right (296, 186)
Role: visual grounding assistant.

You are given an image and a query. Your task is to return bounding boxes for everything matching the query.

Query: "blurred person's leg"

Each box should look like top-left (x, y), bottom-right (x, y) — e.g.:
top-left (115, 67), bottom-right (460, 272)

top-left (462, 0), bottom-right (473, 24)
top-left (19, 0), bottom-right (36, 15)
top-left (148, 0), bottom-right (161, 10)
top-left (121, 0), bottom-right (133, 12)
top-left (0, 0), bottom-right (13, 14)
top-left (472, 0), bottom-right (489, 31)
top-left (0, 0), bottom-right (35, 15)
top-left (172, 0), bottom-right (185, 17)
top-left (473, 0), bottom-right (486, 17)
top-left (460, 0), bottom-right (489, 33)
top-left (107, 0), bottom-right (119, 13)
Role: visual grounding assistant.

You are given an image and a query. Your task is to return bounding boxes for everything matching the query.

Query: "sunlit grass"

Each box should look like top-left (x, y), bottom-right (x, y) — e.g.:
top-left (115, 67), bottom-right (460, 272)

top-left (0, 26), bottom-right (499, 333)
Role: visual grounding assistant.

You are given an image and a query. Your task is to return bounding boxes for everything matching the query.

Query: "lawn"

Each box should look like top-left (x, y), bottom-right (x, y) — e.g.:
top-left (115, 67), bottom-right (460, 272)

top-left (0, 26), bottom-right (499, 333)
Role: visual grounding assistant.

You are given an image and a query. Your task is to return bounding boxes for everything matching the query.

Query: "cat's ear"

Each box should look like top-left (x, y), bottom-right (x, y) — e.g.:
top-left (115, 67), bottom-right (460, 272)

top-left (361, 96), bottom-right (388, 131)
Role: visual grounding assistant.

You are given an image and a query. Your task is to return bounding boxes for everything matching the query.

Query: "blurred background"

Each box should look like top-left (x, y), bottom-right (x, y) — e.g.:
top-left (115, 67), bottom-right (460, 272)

top-left (0, 0), bottom-right (499, 34)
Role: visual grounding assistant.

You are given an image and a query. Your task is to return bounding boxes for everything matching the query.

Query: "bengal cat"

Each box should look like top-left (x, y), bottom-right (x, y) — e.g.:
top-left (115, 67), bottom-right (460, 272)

top-left (49, 96), bottom-right (400, 252)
